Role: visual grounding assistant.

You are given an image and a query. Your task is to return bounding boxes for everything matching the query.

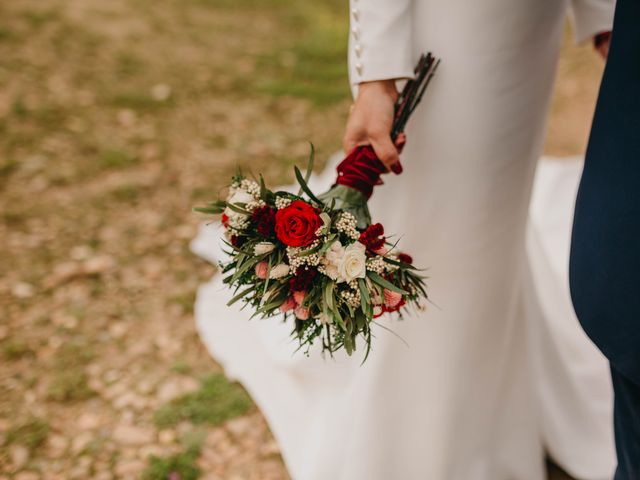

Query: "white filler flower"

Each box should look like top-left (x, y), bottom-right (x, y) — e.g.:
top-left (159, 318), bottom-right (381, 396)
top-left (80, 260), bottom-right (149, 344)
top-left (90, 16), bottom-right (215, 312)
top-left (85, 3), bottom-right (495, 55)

top-left (224, 189), bottom-right (254, 229)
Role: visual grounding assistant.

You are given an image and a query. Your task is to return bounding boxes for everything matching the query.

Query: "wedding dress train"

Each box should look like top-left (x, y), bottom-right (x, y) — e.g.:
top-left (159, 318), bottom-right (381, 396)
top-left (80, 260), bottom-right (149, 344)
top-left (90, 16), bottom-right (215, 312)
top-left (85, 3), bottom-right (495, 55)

top-left (192, 156), bottom-right (615, 480)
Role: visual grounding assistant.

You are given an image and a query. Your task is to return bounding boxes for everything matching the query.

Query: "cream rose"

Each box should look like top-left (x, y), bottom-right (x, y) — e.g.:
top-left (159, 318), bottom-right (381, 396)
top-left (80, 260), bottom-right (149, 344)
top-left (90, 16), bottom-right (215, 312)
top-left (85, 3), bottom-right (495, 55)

top-left (338, 242), bottom-right (367, 283)
top-left (322, 241), bottom-right (345, 281)
top-left (254, 242), bottom-right (276, 255)
top-left (269, 263), bottom-right (290, 279)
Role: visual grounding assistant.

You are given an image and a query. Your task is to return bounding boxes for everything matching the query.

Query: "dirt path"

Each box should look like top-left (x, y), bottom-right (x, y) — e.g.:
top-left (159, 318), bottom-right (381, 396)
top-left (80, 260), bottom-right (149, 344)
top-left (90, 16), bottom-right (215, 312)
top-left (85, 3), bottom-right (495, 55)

top-left (0, 0), bottom-right (603, 478)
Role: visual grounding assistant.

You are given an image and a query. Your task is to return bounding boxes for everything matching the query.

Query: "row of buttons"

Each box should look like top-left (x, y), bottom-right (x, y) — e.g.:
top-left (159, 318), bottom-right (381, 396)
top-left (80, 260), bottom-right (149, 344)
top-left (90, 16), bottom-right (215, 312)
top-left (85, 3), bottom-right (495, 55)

top-left (351, 4), bottom-right (363, 75)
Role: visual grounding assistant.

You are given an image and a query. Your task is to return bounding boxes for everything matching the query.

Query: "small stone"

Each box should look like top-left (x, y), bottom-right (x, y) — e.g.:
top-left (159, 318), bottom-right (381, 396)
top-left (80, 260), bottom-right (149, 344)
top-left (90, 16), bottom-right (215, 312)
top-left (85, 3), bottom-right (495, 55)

top-left (225, 416), bottom-right (252, 439)
top-left (70, 245), bottom-right (92, 261)
top-left (156, 377), bottom-right (200, 404)
top-left (82, 256), bottom-right (115, 275)
top-left (12, 282), bottom-right (35, 299)
top-left (113, 392), bottom-right (147, 411)
top-left (93, 473), bottom-right (113, 480)
top-left (10, 444), bottom-right (29, 468)
top-left (108, 322), bottom-right (128, 339)
top-left (14, 472), bottom-right (40, 480)
top-left (116, 109), bottom-right (136, 127)
top-left (150, 84), bottom-right (171, 102)
top-left (47, 434), bottom-right (68, 458)
top-left (71, 431), bottom-right (93, 454)
top-left (112, 424), bottom-right (154, 446)
top-left (77, 412), bottom-right (100, 430)
top-left (114, 459), bottom-right (145, 477)
top-left (158, 429), bottom-right (175, 445)
top-left (51, 312), bottom-right (78, 329)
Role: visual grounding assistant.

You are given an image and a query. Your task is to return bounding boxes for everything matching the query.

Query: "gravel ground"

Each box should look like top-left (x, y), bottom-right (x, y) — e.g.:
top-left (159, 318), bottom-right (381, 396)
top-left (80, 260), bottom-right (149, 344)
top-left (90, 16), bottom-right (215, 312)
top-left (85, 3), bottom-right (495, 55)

top-left (0, 0), bottom-right (604, 478)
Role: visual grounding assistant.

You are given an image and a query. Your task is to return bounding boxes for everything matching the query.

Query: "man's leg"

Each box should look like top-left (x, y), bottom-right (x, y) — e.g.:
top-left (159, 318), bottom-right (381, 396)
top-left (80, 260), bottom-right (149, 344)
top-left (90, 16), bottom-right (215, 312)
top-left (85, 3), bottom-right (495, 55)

top-left (612, 366), bottom-right (640, 479)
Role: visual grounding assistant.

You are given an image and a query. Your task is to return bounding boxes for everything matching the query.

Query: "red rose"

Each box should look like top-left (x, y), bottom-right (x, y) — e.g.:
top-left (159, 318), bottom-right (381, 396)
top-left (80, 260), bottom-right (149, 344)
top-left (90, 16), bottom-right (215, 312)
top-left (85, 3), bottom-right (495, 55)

top-left (251, 206), bottom-right (276, 238)
top-left (359, 223), bottom-right (385, 252)
top-left (275, 200), bottom-right (322, 247)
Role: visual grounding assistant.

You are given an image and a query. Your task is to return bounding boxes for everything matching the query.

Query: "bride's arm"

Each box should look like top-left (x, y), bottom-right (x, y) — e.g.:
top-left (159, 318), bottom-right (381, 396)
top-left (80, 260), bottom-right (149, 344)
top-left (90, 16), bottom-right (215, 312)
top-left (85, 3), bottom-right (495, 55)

top-left (569, 0), bottom-right (616, 45)
top-left (348, 0), bottom-right (414, 86)
top-left (343, 0), bottom-right (414, 173)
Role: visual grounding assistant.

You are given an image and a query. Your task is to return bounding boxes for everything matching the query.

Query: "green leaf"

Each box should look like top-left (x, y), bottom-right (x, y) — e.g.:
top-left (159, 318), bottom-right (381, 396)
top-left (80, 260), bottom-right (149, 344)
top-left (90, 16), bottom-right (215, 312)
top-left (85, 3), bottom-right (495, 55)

top-left (357, 278), bottom-right (371, 315)
top-left (367, 272), bottom-right (408, 295)
top-left (294, 166), bottom-right (324, 206)
top-left (225, 202), bottom-right (251, 215)
top-left (193, 206), bottom-right (224, 214)
top-left (227, 285), bottom-right (256, 306)
top-left (297, 143), bottom-right (315, 197)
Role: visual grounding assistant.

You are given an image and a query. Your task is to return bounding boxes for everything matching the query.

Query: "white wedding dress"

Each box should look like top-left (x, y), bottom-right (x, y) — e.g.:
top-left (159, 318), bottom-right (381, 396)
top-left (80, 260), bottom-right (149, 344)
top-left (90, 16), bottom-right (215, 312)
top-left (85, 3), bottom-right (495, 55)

top-left (193, 1), bottom-right (618, 478)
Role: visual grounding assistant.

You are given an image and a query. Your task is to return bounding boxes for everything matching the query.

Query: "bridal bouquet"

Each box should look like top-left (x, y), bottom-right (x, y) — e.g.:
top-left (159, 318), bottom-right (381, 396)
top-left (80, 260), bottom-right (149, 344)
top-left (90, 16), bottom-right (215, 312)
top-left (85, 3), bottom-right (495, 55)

top-left (196, 54), bottom-right (439, 359)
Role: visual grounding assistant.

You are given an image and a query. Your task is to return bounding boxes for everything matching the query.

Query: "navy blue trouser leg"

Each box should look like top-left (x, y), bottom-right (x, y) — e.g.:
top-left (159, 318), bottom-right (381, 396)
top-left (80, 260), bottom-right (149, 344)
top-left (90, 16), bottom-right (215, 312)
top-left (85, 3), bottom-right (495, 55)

top-left (612, 367), bottom-right (640, 479)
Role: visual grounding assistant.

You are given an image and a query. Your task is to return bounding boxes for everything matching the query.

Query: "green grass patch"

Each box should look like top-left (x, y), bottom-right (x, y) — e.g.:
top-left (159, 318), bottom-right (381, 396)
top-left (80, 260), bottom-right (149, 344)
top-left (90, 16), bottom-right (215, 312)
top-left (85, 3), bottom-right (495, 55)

top-left (153, 373), bottom-right (253, 428)
top-left (47, 340), bottom-right (96, 403)
top-left (143, 428), bottom-right (205, 480)
top-left (110, 91), bottom-right (174, 111)
top-left (99, 148), bottom-right (139, 170)
top-left (110, 184), bottom-right (142, 203)
top-left (6, 417), bottom-right (50, 452)
top-left (170, 360), bottom-right (193, 375)
top-left (254, 4), bottom-right (349, 106)
top-left (2, 338), bottom-right (34, 360)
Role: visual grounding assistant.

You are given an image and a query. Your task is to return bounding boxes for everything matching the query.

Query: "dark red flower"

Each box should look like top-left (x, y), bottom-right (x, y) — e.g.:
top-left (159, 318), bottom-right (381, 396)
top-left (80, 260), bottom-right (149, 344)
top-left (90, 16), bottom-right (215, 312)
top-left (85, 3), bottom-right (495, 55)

top-left (398, 253), bottom-right (413, 264)
top-left (359, 223), bottom-right (385, 252)
top-left (275, 200), bottom-right (322, 247)
top-left (251, 206), bottom-right (276, 238)
top-left (230, 235), bottom-right (245, 247)
top-left (289, 268), bottom-right (317, 292)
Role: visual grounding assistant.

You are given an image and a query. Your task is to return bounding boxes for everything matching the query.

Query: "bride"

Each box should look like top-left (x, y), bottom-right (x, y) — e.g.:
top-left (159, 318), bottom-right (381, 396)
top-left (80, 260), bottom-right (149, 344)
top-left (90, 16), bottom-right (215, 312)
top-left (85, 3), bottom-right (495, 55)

top-left (193, 0), bottom-right (618, 479)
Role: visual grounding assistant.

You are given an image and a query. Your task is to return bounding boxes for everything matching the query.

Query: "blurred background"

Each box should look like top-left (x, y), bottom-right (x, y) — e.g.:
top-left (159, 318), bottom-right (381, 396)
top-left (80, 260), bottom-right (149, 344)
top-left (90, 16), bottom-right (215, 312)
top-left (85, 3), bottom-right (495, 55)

top-left (0, 0), bottom-right (603, 479)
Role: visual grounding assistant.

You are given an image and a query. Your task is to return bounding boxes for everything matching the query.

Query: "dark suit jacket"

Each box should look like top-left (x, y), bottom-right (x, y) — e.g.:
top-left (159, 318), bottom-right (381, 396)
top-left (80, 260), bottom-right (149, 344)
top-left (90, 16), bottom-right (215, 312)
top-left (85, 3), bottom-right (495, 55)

top-left (570, 0), bottom-right (640, 385)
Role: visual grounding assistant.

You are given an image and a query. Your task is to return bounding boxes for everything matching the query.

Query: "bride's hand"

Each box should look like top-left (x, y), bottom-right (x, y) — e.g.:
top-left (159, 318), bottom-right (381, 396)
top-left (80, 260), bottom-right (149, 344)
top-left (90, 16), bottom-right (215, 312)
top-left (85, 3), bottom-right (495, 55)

top-left (343, 80), bottom-right (404, 174)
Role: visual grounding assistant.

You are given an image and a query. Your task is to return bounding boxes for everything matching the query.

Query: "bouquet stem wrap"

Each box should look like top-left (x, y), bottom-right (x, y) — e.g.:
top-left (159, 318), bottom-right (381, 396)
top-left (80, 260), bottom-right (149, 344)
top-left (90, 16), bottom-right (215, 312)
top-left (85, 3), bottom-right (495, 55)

top-left (319, 53), bottom-right (440, 228)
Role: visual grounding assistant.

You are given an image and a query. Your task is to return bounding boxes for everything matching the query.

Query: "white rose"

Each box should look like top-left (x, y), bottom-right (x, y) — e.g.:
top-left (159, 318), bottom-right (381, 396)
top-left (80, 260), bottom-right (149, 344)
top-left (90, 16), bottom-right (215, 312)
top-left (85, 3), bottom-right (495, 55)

top-left (254, 242), bottom-right (276, 255)
top-left (338, 242), bottom-right (367, 283)
top-left (269, 263), bottom-right (290, 279)
top-left (224, 190), bottom-right (255, 229)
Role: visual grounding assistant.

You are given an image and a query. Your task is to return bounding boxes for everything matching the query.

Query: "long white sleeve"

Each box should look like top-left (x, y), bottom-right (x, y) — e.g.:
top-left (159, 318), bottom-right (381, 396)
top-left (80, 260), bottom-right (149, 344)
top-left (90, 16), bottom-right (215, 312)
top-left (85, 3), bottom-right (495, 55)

top-left (348, 0), bottom-right (414, 86)
top-left (569, 0), bottom-right (616, 44)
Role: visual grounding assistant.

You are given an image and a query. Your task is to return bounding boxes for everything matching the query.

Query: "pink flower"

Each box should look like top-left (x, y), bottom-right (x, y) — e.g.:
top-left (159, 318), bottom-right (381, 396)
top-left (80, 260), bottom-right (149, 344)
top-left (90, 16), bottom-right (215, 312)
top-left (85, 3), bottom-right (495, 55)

top-left (383, 289), bottom-right (403, 308)
top-left (255, 261), bottom-right (268, 279)
top-left (293, 290), bottom-right (306, 306)
top-left (294, 306), bottom-right (310, 320)
top-left (280, 297), bottom-right (296, 313)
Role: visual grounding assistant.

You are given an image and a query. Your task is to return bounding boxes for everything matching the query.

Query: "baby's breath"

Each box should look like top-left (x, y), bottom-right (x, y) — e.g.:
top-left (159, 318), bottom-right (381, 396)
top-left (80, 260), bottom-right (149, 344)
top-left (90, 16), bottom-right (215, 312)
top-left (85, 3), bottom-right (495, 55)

top-left (366, 256), bottom-right (386, 274)
top-left (341, 287), bottom-right (361, 308)
top-left (240, 179), bottom-right (261, 199)
top-left (334, 212), bottom-right (359, 240)
top-left (275, 196), bottom-right (292, 210)
top-left (287, 240), bottom-right (322, 271)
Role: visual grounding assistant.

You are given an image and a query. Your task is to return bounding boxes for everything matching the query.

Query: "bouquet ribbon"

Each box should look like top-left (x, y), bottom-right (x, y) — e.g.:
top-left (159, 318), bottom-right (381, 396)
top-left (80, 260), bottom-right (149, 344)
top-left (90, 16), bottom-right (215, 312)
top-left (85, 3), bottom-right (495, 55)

top-left (335, 145), bottom-right (387, 200)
